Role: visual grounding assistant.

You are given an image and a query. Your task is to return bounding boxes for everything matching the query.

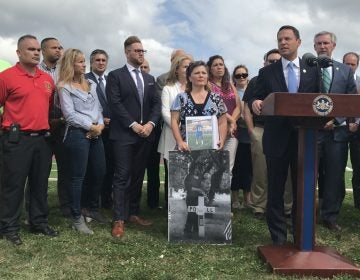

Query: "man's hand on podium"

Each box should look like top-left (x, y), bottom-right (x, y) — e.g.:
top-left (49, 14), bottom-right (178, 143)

top-left (323, 120), bottom-right (334, 130)
top-left (252, 100), bottom-right (263, 115)
top-left (349, 122), bottom-right (359, 133)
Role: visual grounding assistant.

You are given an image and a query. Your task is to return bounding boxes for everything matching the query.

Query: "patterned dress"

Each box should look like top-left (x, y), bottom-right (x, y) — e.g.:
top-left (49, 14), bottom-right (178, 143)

top-left (170, 91), bottom-right (227, 141)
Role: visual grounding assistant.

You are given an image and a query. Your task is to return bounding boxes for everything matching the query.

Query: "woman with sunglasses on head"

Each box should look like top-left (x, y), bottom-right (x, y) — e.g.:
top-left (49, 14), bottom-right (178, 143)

top-left (230, 65), bottom-right (253, 209)
top-left (206, 55), bottom-right (242, 208)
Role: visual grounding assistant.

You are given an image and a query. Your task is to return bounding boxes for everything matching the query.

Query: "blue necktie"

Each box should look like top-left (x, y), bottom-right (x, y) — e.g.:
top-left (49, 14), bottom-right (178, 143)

top-left (133, 69), bottom-right (144, 103)
top-left (287, 62), bottom-right (298, 93)
top-left (98, 76), bottom-right (106, 101)
top-left (322, 68), bottom-right (331, 93)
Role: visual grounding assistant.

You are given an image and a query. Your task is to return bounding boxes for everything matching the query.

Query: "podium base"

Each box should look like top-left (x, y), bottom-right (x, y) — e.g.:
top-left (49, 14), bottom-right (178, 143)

top-left (258, 244), bottom-right (360, 277)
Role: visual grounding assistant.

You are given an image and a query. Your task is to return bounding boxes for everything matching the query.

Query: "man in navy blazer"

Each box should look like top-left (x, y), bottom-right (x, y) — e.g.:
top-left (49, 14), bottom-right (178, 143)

top-left (249, 25), bottom-right (319, 245)
top-left (106, 36), bottom-right (161, 238)
top-left (315, 32), bottom-right (357, 232)
top-left (84, 49), bottom-right (113, 222)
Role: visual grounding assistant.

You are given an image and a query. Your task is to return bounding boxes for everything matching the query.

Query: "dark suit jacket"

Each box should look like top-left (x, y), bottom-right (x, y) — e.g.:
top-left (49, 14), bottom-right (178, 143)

top-left (106, 65), bottom-right (161, 144)
top-left (85, 72), bottom-right (111, 119)
top-left (249, 59), bottom-right (319, 157)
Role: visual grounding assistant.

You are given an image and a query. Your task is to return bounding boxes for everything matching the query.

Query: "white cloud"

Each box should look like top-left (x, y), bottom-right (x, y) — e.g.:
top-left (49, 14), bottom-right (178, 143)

top-left (0, 37), bottom-right (18, 64)
top-left (1, 0), bottom-right (360, 77)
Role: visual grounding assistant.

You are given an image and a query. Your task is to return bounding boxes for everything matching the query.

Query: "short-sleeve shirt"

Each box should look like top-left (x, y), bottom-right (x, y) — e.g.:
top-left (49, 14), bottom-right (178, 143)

top-left (0, 63), bottom-right (54, 130)
top-left (171, 91), bottom-right (227, 140)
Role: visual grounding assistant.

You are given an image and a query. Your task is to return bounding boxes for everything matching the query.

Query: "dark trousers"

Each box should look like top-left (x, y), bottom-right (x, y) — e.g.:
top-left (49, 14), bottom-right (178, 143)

top-left (24, 124), bottom-right (71, 216)
top-left (52, 133), bottom-right (72, 213)
top-left (231, 142), bottom-right (252, 192)
top-left (349, 136), bottom-right (360, 208)
top-left (163, 158), bottom-right (169, 208)
top-left (146, 124), bottom-right (161, 208)
top-left (82, 129), bottom-right (114, 209)
top-left (318, 137), bottom-right (348, 223)
top-left (64, 128), bottom-right (105, 219)
top-left (112, 139), bottom-right (151, 221)
top-left (266, 132), bottom-right (298, 244)
top-left (0, 133), bottom-right (52, 234)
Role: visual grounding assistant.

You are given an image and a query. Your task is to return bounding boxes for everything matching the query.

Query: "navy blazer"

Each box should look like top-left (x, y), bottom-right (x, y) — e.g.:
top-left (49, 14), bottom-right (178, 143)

top-left (106, 65), bottom-right (161, 144)
top-left (249, 59), bottom-right (319, 157)
top-left (85, 72), bottom-right (111, 119)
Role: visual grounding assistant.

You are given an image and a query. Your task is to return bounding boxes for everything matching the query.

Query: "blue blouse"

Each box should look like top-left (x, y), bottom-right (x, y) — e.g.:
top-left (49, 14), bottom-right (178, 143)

top-left (59, 80), bottom-right (104, 131)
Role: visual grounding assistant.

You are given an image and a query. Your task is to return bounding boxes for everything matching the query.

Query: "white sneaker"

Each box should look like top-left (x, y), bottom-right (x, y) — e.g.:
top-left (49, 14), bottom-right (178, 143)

top-left (72, 215), bottom-right (94, 235)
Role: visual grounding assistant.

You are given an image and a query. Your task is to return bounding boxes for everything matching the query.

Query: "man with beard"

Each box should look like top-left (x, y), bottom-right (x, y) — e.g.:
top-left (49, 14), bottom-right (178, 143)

top-left (106, 36), bottom-right (161, 238)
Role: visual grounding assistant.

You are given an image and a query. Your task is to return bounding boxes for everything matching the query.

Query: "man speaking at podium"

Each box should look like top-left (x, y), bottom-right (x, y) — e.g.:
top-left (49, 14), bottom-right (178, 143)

top-left (314, 31), bottom-right (357, 232)
top-left (249, 25), bottom-right (319, 245)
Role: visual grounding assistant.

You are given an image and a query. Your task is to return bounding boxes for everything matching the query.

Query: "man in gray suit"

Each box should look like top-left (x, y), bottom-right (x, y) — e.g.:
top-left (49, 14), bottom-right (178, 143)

top-left (83, 49), bottom-right (112, 223)
top-left (315, 32), bottom-right (358, 231)
top-left (344, 52), bottom-right (360, 209)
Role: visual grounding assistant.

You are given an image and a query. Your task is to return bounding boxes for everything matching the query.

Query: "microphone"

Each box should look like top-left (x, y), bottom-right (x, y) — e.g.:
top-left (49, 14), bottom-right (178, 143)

top-left (302, 53), bottom-right (317, 67)
top-left (302, 53), bottom-right (333, 68)
top-left (317, 54), bottom-right (333, 68)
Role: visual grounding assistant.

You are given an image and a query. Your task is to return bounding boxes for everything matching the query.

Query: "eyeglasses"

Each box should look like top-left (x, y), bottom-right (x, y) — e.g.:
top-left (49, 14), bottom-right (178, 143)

top-left (234, 73), bottom-right (248, 79)
top-left (133, 49), bottom-right (147, 54)
top-left (267, 59), bottom-right (279, 64)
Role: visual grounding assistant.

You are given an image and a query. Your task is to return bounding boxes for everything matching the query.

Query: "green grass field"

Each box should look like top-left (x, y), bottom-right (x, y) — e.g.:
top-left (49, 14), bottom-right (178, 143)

top-left (1, 164), bottom-right (360, 280)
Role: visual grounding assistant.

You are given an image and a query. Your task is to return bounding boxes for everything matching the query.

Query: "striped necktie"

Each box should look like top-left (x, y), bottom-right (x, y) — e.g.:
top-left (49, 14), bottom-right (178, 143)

top-left (287, 62), bottom-right (298, 93)
top-left (322, 68), bottom-right (331, 93)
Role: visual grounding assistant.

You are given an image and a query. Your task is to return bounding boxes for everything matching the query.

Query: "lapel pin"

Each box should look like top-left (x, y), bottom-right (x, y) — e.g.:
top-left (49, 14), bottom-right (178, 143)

top-left (303, 69), bottom-right (307, 73)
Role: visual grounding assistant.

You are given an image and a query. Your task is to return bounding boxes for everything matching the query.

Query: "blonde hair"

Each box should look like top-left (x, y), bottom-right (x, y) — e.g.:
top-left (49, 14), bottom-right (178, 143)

top-left (57, 48), bottom-right (89, 91)
top-left (166, 54), bottom-right (192, 86)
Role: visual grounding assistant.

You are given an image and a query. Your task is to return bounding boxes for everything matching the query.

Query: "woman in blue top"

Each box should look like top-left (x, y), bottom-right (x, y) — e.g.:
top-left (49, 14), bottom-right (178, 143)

top-left (170, 61), bottom-right (227, 151)
top-left (58, 48), bottom-right (106, 234)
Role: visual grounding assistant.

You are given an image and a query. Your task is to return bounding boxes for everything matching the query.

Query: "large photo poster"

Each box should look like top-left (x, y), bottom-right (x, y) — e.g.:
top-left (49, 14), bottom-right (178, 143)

top-left (168, 150), bottom-right (231, 244)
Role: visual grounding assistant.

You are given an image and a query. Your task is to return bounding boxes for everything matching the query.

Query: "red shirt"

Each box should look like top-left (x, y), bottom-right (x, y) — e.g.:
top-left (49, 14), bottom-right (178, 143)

top-left (0, 63), bottom-right (54, 130)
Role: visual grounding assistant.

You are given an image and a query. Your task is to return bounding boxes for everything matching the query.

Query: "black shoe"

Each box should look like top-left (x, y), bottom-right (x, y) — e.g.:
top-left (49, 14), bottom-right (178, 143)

top-left (82, 209), bottom-right (108, 224)
top-left (322, 221), bottom-right (342, 232)
top-left (1, 233), bottom-right (22, 246)
top-left (254, 212), bottom-right (265, 220)
top-left (30, 226), bottom-right (59, 237)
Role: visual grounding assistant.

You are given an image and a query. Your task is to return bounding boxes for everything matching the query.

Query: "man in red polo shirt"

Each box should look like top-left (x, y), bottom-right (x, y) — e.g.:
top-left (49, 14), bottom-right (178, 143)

top-left (0, 34), bottom-right (58, 245)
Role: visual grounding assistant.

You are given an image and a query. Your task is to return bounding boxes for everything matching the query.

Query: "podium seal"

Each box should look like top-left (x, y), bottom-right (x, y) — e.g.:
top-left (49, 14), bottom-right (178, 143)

top-left (312, 95), bottom-right (333, 116)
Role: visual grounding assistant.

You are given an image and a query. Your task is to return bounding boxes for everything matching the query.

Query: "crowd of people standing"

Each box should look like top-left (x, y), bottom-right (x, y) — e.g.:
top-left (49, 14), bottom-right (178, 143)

top-left (0, 24), bottom-right (359, 246)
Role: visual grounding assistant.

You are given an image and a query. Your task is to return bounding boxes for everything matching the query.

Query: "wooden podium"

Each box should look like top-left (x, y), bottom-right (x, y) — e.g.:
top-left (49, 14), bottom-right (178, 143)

top-left (258, 92), bottom-right (360, 277)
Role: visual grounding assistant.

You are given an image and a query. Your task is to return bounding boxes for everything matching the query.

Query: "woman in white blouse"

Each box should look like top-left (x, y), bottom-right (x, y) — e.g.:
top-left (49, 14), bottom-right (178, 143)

top-left (157, 54), bottom-right (192, 202)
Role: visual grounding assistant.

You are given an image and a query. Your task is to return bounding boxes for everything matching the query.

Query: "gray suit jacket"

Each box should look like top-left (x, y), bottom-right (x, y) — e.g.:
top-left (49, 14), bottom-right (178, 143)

top-left (319, 61), bottom-right (357, 142)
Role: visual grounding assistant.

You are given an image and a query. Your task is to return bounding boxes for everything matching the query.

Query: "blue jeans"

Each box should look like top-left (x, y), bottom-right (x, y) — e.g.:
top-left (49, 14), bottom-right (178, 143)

top-left (64, 128), bottom-right (105, 219)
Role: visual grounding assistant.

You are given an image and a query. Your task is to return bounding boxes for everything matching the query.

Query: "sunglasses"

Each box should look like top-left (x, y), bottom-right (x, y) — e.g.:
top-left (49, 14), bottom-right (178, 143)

top-left (267, 59), bottom-right (279, 64)
top-left (133, 49), bottom-right (147, 54)
top-left (234, 73), bottom-right (248, 79)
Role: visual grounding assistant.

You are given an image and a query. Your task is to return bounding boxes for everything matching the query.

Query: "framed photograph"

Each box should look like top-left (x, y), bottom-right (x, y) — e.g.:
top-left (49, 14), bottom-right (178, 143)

top-left (168, 150), bottom-right (231, 244)
top-left (185, 115), bottom-right (219, 150)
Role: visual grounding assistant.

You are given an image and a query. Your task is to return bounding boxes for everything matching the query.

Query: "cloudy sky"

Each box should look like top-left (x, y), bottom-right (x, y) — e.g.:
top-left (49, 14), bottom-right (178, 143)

top-left (1, 0), bottom-right (360, 77)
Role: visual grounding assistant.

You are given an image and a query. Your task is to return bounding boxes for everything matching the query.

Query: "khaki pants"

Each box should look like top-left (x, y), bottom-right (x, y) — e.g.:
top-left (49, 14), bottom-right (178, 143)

top-left (250, 127), bottom-right (293, 214)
